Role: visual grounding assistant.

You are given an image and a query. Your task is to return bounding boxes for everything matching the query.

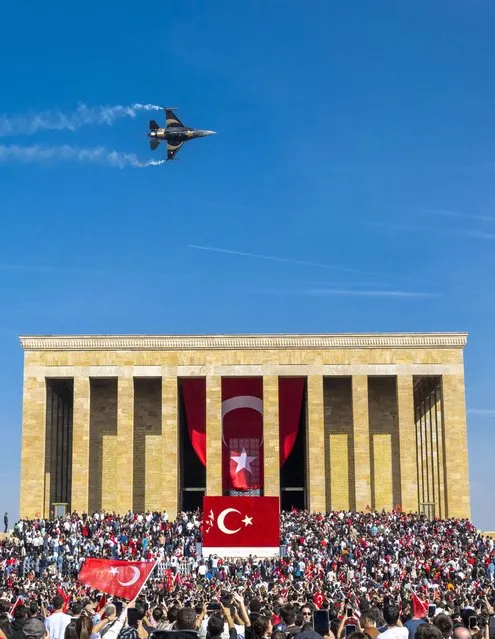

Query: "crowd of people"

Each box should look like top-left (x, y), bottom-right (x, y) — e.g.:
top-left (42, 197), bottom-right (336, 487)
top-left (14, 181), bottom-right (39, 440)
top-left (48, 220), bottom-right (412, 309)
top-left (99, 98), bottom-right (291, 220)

top-left (0, 509), bottom-right (494, 639)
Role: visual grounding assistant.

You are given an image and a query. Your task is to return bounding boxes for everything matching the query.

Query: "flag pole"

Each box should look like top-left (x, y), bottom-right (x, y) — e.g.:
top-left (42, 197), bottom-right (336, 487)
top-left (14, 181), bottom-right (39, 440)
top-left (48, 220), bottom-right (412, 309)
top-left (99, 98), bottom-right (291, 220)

top-left (112, 560), bottom-right (160, 626)
top-left (129, 558), bottom-right (160, 602)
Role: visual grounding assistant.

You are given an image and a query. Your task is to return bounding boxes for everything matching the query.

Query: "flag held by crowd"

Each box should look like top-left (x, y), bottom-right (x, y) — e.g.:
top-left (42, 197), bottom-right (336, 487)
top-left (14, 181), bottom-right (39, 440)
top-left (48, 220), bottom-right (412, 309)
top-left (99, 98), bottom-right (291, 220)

top-left (56, 585), bottom-right (70, 613)
top-left (412, 593), bottom-right (429, 619)
top-left (78, 558), bottom-right (156, 600)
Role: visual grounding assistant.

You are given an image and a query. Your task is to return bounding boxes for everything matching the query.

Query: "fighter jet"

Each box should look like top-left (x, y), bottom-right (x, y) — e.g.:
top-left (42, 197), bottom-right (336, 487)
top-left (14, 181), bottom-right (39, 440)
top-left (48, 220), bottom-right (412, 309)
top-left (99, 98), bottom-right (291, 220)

top-left (147, 108), bottom-right (215, 161)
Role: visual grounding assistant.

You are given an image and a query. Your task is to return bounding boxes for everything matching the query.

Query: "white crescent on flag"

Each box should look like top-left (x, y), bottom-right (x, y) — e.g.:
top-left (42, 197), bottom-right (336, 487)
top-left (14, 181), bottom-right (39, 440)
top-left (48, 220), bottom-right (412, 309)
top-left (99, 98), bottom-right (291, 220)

top-left (222, 395), bottom-right (264, 447)
top-left (217, 508), bottom-right (242, 534)
top-left (222, 395), bottom-right (263, 418)
top-left (117, 566), bottom-right (141, 586)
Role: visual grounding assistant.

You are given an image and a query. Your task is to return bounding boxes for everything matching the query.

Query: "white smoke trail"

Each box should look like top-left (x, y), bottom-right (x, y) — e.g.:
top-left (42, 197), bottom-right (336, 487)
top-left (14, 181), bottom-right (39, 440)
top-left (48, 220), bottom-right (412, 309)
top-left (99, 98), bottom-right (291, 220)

top-left (0, 103), bottom-right (163, 136)
top-left (0, 144), bottom-right (166, 168)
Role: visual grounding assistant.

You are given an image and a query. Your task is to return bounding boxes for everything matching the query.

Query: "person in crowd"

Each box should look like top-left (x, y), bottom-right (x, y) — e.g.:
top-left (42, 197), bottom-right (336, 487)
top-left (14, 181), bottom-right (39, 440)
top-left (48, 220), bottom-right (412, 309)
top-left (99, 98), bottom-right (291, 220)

top-left (433, 614), bottom-right (453, 639)
top-left (361, 610), bottom-right (380, 639)
top-left (11, 606), bottom-right (28, 639)
top-left (0, 601), bottom-right (12, 639)
top-left (45, 596), bottom-right (72, 639)
top-left (0, 509), bottom-right (493, 639)
top-left (377, 604), bottom-right (407, 639)
top-left (69, 603), bottom-right (82, 623)
top-left (117, 601), bottom-right (147, 639)
top-left (21, 615), bottom-right (46, 639)
top-left (404, 600), bottom-right (427, 639)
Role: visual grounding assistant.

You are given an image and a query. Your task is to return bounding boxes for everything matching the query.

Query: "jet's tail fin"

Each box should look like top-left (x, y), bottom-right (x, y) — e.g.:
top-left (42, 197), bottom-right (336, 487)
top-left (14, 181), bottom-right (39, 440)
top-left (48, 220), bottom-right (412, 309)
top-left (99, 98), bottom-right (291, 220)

top-left (149, 120), bottom-right (160, 131)
top-left (149, 139), bottom-right (160, 151)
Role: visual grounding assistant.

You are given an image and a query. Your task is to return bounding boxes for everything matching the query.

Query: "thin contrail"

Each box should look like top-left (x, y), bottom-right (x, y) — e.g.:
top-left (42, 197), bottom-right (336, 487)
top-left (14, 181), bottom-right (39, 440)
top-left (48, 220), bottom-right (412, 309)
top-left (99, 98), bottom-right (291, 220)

top-left (250, 287), bottom-right (437, 299)
top-left (187, 244), bottom-right (371, 276)
top-left (0, 103), bottom-right (162, 136)
top-left (291, 288), bottom-right (437, 298)
top-left (426, 209), bottom-right (495, 223)
top-left (369, 221), bottom-right (495, 240)
top-left (186, 243), bottom-right (467, 292)
top-left (0, 144), bottom-right (165, 167)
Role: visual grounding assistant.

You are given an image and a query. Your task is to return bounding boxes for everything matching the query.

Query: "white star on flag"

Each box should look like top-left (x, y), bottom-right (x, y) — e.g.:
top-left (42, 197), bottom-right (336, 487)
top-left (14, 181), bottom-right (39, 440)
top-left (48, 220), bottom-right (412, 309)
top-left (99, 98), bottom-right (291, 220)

top-left (109, 567), bottom-right (118, 575)
top-left (231, 448), bottom-right (256, 474)
top-left (242, 515), bottom-right (253, 526)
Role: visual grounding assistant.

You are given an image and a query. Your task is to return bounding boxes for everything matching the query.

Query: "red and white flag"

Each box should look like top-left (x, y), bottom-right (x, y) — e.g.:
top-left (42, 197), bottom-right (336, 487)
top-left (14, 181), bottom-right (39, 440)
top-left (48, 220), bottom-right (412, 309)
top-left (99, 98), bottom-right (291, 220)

top-left (9, 596), bottom-right (23, 617)
top-left (222, 378), bottom-right (263, 492)
top-left (78, 558), bottom-right (156, 600)
top-left (95, 594), bottom-right (107, 613)
top-left (56, 586), bottom-right (70, 613)
top-left (412, 593), bottom-right (428, 619)
top-left (202, 496), bottom-right (280, 556)
top-left (181, 377), bottom-right (305, 479)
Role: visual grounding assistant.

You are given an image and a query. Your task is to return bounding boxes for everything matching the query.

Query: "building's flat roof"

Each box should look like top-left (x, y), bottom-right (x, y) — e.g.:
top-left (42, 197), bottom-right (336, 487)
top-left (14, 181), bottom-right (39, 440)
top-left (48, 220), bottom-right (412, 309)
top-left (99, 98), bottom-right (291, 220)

top-left (19, 333), bottom-right (468, 351)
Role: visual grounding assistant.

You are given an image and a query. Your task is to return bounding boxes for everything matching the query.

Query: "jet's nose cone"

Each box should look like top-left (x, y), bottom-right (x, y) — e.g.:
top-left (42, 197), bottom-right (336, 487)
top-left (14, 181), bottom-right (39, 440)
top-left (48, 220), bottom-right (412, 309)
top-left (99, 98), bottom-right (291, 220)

top-left (204, 130), bottom-right (216, 136)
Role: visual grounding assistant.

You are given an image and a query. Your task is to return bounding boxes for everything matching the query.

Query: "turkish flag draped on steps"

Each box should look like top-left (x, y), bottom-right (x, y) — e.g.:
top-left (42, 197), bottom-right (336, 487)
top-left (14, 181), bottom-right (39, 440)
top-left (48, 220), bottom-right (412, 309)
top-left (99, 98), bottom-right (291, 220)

top-left (78, 558), bottom-right (156, 600)
top-left (222, 377), bottom-right (263, 492)
top-left (202, 496), bottom-right (280, 550)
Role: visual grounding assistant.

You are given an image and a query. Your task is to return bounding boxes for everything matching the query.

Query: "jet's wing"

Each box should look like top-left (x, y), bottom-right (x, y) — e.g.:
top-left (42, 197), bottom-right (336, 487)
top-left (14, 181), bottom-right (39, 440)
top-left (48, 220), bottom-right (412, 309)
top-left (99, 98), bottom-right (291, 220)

top-left (167, 140), bottom-right (184, 160)
top-left (165, 108), bottom-right (185, 129)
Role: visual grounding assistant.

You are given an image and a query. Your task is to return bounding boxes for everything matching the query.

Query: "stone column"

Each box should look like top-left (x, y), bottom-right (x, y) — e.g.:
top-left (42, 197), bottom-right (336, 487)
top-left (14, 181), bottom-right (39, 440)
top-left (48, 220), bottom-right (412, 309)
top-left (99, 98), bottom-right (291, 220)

top-left (71, 377), bottom-right (90, 514)
top-left (116, 376), bottom-right (134, 512)
top-left (442, 374), bottom-right (470, 519)
top-left (352, 375), bottom-right (371, 510)
top-left (307, 375), bottom-right (326, 512)
top-left (397, 375), bottom-right (418, 513)
top-left (20, 375), bottom-right (47, 519)
top-left (206, 375), bottom-right (222, 496)
top-left (263, 376), bottom-right (280, 498)
top-left (329, 434), bottom-right (350, 510)
top-left (43, 383), bottom-right (53, 518)
top-left (162, 376), bottom-right (178, 518)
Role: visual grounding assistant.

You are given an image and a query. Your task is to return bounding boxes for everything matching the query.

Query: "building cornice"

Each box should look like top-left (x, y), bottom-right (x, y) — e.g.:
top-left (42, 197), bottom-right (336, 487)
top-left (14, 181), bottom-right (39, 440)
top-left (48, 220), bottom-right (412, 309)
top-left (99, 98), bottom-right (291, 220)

top-left (19, 333), bottom-right (468, 352)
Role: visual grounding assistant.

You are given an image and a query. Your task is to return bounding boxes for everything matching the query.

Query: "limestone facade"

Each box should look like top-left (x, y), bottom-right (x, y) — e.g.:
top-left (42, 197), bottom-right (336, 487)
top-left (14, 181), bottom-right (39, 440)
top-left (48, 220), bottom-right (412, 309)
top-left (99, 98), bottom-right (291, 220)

top-left (18, 333), bottom-right (470, 520)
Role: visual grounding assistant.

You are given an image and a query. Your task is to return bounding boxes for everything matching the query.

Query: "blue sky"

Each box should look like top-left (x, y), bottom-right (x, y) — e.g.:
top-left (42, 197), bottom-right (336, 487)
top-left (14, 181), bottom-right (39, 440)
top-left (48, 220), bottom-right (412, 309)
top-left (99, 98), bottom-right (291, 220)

top-left (1, 1), bottom-right (494, 528)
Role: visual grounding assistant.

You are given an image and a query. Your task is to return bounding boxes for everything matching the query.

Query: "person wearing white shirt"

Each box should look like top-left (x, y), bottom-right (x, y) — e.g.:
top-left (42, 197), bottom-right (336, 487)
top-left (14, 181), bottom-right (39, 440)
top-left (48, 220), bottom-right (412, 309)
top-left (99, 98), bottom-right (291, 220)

top-left (44, 596), bottom-right (72, 639)
top-left (377, 605), bottom-right (408, 639)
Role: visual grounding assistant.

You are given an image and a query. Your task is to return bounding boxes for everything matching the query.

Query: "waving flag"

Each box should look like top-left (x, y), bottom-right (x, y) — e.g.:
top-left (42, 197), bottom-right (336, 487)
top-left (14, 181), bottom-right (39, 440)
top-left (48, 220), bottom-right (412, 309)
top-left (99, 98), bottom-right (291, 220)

top-left (78, 558), bottom-right (156, 600)
top-left (412, 593), bottom-right (428, 619)
top-left (9, 596), bottom-right (24, 617)
top-left (56, 586), bottom-right (70, 613)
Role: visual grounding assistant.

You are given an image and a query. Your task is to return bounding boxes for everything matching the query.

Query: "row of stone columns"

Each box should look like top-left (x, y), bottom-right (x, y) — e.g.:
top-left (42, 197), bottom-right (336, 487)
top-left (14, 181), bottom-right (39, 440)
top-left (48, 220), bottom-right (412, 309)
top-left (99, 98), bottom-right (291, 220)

top-left (20, 373), bottom-right (470, 520)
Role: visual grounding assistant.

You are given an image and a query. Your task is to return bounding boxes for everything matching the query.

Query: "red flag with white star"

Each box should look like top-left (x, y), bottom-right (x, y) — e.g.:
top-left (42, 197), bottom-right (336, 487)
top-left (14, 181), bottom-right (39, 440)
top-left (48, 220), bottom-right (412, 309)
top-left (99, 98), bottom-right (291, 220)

top-left (78, 558), bottom-right (156, 600)
top-left (222, 377), bottom-right (263, 492)
top-left (202, 496), bottom-right (280, 553)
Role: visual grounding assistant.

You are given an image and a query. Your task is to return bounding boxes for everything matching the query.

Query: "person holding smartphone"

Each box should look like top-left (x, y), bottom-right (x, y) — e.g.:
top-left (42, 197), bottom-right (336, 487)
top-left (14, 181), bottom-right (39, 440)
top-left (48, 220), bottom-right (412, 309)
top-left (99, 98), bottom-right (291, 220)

top-left (361, 610), bottom-right (380, 639)
top-left (336, 604), bottom-right (360, 639)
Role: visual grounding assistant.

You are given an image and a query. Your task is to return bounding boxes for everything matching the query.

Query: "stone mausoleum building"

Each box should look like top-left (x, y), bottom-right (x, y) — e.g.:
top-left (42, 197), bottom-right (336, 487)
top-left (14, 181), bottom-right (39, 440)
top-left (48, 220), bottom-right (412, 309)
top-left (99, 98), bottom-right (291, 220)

top-left (19, 333), bottom-right (470, 520)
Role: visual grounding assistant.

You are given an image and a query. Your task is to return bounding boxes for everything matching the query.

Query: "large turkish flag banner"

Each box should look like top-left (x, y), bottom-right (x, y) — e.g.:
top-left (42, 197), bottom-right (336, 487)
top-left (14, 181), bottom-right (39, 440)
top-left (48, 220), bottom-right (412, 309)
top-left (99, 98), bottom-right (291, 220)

top-left (222, 378), bottom-right (263, 492)
top-left (78, 558), bottom-right (156, 600)
top-left (202, 496), bottom-right (280, 555)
